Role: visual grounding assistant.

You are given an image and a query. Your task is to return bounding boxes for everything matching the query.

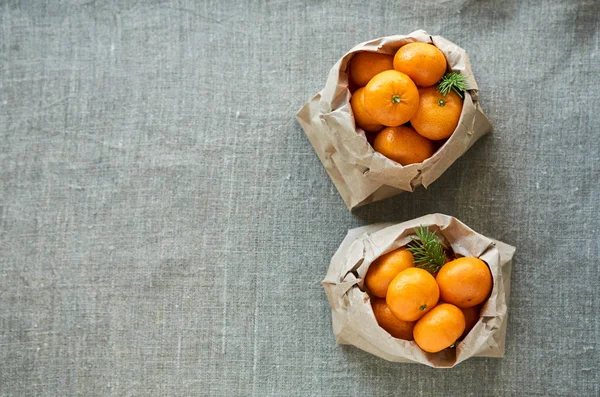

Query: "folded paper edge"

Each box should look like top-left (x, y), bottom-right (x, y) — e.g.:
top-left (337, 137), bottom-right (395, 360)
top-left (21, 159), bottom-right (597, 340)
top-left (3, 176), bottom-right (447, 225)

top-left (323, 214), bottom-right (516, 368)
top-left (297, 31), bottom-right (494, 210)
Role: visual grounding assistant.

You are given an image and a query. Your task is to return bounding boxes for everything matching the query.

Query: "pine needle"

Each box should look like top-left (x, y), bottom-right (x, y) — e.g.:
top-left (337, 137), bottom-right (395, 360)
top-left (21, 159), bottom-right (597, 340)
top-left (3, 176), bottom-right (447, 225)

top-left (407, 225), bottom-right (446, 273)
top-left (437, 72), bottom-right (468, 98)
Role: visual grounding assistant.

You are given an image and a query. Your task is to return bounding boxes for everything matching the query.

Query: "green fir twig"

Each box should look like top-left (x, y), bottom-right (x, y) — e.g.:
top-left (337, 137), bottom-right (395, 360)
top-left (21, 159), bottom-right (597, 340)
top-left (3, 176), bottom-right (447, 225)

top-left (407, 225), bottom-right (446, 273)
top-left (437, 72), bottom-right (468, 98)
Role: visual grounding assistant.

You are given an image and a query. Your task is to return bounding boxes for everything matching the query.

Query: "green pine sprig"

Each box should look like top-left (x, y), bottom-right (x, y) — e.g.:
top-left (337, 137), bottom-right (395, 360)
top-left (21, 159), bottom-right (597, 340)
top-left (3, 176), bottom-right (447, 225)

top-left (407, 225), bottom-right (446, 273)
top-left (437, 72), bottom-right (468, 98)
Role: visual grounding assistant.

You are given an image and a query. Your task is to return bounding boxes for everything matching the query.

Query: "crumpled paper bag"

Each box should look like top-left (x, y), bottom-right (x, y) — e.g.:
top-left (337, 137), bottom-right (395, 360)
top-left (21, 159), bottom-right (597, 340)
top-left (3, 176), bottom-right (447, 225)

top-left (297, 30), bottom-right (493, 210)
top-left (322, 214), bottom-right (516, 368)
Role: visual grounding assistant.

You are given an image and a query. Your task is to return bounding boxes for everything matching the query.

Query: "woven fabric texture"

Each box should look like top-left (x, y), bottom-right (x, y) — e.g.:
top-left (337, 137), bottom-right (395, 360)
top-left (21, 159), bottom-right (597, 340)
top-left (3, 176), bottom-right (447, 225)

top-left (1, 1), bottom-right (598, 395)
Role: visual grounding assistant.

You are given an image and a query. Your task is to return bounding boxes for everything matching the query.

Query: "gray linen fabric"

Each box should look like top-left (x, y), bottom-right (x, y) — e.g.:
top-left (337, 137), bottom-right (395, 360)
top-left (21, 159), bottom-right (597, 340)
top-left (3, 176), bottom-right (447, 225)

top-left (1, 0), bottom-right (598, 395)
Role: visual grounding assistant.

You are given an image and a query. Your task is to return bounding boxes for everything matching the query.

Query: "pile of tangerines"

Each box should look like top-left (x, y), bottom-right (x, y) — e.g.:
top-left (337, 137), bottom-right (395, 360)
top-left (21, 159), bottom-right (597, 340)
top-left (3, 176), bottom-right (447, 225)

top-left (348, 42), bottom-right (466, 166)
top-left (365, 227), bottom-right (492, 353)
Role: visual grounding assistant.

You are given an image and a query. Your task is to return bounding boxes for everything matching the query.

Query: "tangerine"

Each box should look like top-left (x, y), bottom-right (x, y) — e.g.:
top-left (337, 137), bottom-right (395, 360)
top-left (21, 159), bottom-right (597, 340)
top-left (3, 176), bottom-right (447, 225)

top-left (413, 303), bottom-right (465, 353)
top-left (363, 70), bottom-right (419, 127)
top-left (365, 247), bottom-right (414, 298)
top-left (350, 87), bottom-right (383, 133)
top-left (436, 257), bottom-right (493, 308)
top-left (410, 86), bottom-right (463, 140)
top-left (373, 126), bottom-right (434, 165)
top-left (386, 267), bottom-right (439, 322)
top-left (348, 52), bottom-right (394, 87)
top-left (371, 297), bottom-right (415, 340)
top-left (460, 305), bottom-right (481, 339)
top-left (393, 42), bottom-right (447, 87)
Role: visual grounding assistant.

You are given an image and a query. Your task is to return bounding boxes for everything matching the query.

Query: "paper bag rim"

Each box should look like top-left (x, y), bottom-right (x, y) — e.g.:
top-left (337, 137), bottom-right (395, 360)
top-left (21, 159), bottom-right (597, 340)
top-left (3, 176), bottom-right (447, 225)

top-left (322, 213), bottom-right (516, 368)
top-left (296, 30), bottom-right (493, 210)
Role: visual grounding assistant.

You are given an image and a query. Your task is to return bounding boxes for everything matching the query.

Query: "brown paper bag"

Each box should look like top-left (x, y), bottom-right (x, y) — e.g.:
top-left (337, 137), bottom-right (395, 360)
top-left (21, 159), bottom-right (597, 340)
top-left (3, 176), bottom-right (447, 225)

top-left (297, 30), bottom-right (493, 210)
top-left (322, 214), bottom-right (515, 368)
